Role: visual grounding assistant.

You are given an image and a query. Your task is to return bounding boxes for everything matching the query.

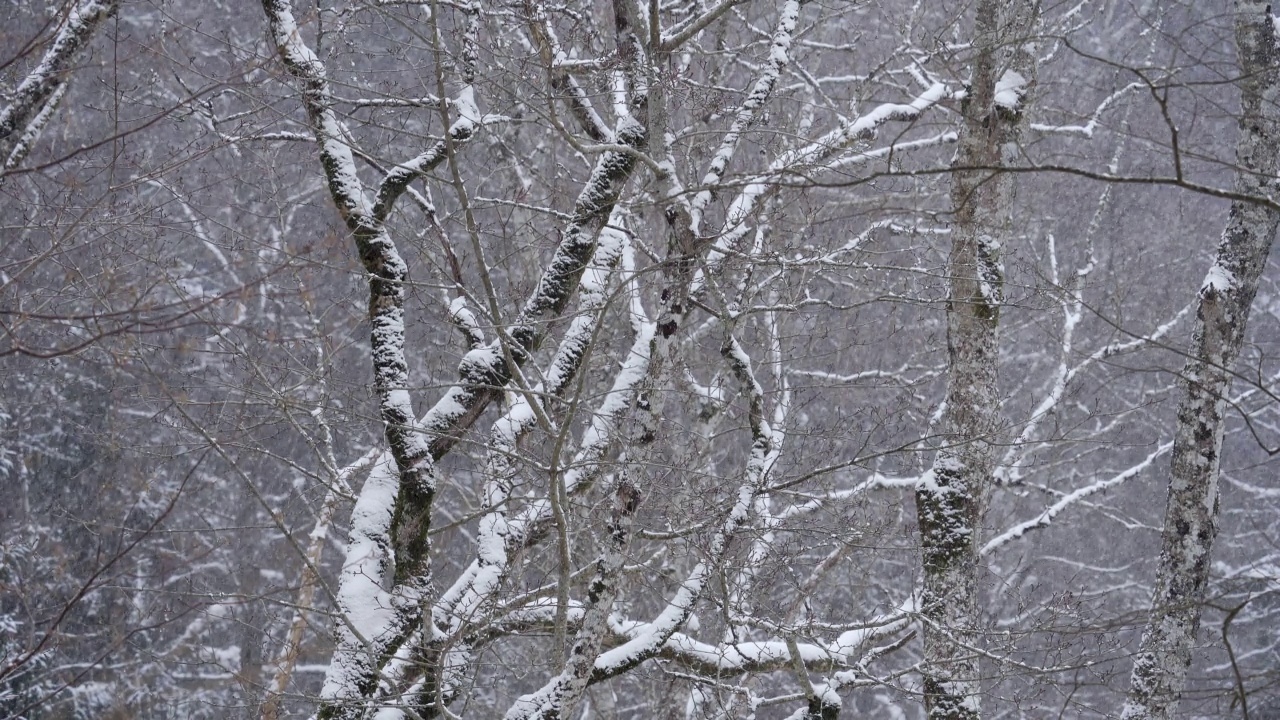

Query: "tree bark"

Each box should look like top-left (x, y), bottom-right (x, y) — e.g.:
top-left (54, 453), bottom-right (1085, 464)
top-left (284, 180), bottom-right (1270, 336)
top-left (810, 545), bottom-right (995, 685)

top-left (915, 1), bottom-right (1037, 718)
top-left (1121, 3), bottom-right (1280, 718)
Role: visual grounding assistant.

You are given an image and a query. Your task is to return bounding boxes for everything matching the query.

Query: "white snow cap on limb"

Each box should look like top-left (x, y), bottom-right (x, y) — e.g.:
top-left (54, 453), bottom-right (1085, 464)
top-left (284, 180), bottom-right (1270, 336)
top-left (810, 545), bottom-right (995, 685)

top-left (994, 70), bottom-right (1028, 111)
top-left (1202, 262), bottom-right (1237, 294)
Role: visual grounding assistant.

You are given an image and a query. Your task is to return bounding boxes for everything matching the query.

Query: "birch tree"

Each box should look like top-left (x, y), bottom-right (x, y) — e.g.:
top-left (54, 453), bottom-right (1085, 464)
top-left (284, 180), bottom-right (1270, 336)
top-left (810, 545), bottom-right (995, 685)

top-left (914, 1), bottom-right (1037, 717)
top-left (253, 0), bottom-right (961, 716)
top-left (1121, 2), bottom-right (1280, 717)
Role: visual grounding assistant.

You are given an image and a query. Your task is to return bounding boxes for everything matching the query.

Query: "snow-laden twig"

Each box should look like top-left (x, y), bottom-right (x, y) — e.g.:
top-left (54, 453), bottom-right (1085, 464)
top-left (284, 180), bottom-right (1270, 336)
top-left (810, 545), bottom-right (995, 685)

top-left (576, 332), bottom-right (781, 687)
top-left (689, 0), bottom-right (802, 234)
top-left (432, 316), bottom-right (657, 709)
top-left (983, 443), bottom-right (1172, 556)
top-left (525, 0), bottom-right (610, 142)
top-left (501, 473), bottom-right (641, 720)
top-left (776, 472), bottom-right (923, 521)
top-left (696, 82), bottom-right (949, 293)
top-left (604, 599), bottom-right (913, 677)
top-left (3, 83), bottom-right (66, 174)
top-left (821, 131), bottom-right (958, 174)
top-left (415, 115), bottom-right (648, 468)
top-left (726, 304), bottom-right (792, 645)
top-left (217, 130), bottom-right (313, 143)
top-left (660, 0), bottom-right (750, 50)
top-left (448, 215), bottom-right (630, 630)
top-left (996, 69), bottom-right (1166, 486)
top-left (997, 231), bottom-right (1093, 485)
top-left (1029, 82), bottom-right (1142, 138)
top-left (372, 86), bottom-right (486, 223)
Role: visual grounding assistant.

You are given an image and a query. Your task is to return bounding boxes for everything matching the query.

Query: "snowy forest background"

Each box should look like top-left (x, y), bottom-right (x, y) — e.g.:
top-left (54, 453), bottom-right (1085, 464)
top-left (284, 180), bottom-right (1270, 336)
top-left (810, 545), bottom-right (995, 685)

top-left (4, 0), bottom-right (1280, 718)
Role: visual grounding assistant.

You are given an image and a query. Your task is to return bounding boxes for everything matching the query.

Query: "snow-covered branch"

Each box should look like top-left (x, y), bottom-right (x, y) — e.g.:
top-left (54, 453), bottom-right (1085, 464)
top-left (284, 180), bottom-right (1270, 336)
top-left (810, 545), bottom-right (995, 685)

top-left (983, 443), bottom-right (1172, 557)
top-left (697, 81), bottom-right (950, 290)
top-left (0, 0), bottom-right (118, 180)
top-left (689, 0), bottom-right (802, 234)
top-left (1029, 82), bottom-right (1143, 138)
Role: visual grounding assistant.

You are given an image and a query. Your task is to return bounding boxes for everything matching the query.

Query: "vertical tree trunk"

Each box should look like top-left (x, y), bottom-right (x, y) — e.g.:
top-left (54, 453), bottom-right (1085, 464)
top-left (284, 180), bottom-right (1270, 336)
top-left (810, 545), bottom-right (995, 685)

top-left (1121, 3), bottom-right (1280, 718)
top-left (915, 1), bottom-right (1036, 718)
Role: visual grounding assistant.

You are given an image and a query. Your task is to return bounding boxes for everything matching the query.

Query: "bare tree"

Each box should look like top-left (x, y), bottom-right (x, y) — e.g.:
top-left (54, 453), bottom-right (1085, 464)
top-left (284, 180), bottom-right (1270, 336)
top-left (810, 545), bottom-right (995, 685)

top-left (914, 0), bottom-right (1037, 717)
top-left (9, 0), bottom-right (1280, 718)
top-left (1122, 2), bottom-right (1280, 718)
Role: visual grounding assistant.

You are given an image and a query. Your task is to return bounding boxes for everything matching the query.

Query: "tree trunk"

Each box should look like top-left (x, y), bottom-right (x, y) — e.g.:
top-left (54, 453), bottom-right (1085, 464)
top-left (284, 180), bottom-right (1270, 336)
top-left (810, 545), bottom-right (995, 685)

top-left (1121, 3), bottom-right (1280, 718)
top-left (916, 1), bottom-right (1036, 717)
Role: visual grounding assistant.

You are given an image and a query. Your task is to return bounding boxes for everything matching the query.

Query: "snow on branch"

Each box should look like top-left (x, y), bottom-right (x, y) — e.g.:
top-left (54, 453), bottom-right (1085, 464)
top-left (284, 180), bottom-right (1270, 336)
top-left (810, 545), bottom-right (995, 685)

top-left (435, 334), bottom-right (658, 715)
top-left (262, 0), bottom-right (371, 222)
top-left (217, 130), bottom-right (313, 144)
top-left (583, 481), bottom-right (762, 684)
top-left (261, 1), bottom-right (491, 714)
top-left (821, 131), bottom-right (958, 174)
top-left (421, 119), bottom-right (646, 464)
top-left (697, 81), bottom-right (949, 290)
top-left (997, 299), bottom-right (1191, 485)
top-left (0, 0), bottom-right (118, 179)
top-left (543, 218), bottom-right (632, 394)
top-left (775, 472), bottom-right (924, 521)
top-left (317, 455), bottom-right (402, 714)
top-left (502, 475), bottom-right (642, 720)
top-left (262, 0), bottom-right (438, 601)
top-left (993, 70), bottom-right (1029, 112)
top-left (446, 212), bottom-right (631, 629)
top-left (574, 331), bottom-right (782, 689)
top-left (689, 0), bottom-right (802, 233)
top-left (2, 83), bottom-right (67, 174)
top-left (372, 88), bottom-right (484, 223)
top-left (438, 314), bottom-right (656, 623)
top-left (660, 0), bottom-right (750, 50)
top-left (723, 310), bottom-right (791, 655)
top-left (606, 600), bottom-right (913, 678)
top-left (515, 121), bottom-right (647, 339)
top-left (1029, 82), bottom-right (1143, 138)
top-left (322, 125), bottom-right (651, 710)
top-left (789, 365), bottom-right (920, 387)
top-left (526, 5), bottom-right (611, 142)
top-left (982, 443), bottom-right (1172, 556)
top-left (448, 296), bottom-right (486, 350)
top-left (337, 94), bottom-right (444, 108)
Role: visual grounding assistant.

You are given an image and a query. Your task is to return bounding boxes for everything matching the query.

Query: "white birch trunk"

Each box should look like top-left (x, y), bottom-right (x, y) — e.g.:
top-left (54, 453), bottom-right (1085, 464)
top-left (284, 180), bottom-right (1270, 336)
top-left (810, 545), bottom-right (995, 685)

top-left (1121, 3), bottom-right (1280, 717)
top-left (915, 1), bottom-right (1036, 718)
